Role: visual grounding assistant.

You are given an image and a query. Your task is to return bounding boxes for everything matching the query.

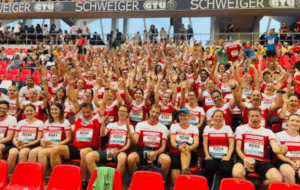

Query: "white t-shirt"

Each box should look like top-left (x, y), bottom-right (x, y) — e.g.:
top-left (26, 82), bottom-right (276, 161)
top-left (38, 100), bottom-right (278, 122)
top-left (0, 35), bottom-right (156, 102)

top-left (19, 86), bottom-right (42, 101)
top-left (0, 115), bottom-right (17, 140)
top-left (15, 119), bottom-right (44, 144)
top-left (81, 25), bottom-right (89, 35)
top-left (13, 24), bottom-right (21, 33)
top-left (70, 25), bottom-right (79, 35)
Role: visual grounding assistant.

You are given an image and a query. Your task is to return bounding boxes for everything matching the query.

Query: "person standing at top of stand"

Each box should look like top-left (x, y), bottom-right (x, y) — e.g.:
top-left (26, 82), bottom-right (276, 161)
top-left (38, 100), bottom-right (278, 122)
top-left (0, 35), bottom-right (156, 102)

top-left (225, 20), bottom-right (233, 41)
top-left (265, 29), bottom-right (279, 65)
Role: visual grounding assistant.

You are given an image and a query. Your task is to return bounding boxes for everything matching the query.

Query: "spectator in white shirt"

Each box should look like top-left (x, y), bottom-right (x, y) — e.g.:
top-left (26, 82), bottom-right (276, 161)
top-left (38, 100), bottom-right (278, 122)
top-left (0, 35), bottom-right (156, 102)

top-left (81, 21), bottom-right (89, 39)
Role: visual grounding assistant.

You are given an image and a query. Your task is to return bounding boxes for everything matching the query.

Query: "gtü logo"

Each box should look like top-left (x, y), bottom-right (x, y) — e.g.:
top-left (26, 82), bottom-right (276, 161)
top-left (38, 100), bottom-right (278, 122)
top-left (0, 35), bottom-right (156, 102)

top-left (143, 0), bottom-right (166, 10)
top-left (269, 0), bottom-right (294, 7)
top-left (34, 2), bottom-right (54, 12)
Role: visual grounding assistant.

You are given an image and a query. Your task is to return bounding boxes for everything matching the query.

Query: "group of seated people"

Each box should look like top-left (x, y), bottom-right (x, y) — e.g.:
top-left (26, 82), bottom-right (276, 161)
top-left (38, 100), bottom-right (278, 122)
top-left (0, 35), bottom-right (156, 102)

top-left (0, 30), bottom-right (299, 190)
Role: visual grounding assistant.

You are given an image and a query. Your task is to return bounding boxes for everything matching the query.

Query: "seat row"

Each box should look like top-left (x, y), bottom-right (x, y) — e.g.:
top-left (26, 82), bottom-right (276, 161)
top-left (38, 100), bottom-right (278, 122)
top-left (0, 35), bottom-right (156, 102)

top-left (0, 160), bottom-right (299, 190)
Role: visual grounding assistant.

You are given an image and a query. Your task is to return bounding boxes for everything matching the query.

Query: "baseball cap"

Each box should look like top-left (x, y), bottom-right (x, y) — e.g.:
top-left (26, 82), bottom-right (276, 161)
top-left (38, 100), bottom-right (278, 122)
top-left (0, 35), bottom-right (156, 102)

top-left (178, 108), bottom-right (190, 115)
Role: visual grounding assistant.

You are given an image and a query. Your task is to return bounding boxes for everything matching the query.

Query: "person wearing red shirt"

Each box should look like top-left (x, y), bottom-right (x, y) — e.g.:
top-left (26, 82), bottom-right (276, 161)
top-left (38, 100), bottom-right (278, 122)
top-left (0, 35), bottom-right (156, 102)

top-left (232, 107), bottom-right (287, 186)
top-left (291, 42), bottom-right (300, 54)
top-left (50, 77), bottom-right (101, 190)
top-left (76, 33), bottom-right (86, 56)
top-left (279, 22), bottom-right (289, 40)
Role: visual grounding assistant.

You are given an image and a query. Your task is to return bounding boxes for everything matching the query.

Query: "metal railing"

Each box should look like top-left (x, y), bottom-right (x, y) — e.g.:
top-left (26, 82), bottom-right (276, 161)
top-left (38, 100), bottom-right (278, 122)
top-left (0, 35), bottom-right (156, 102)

top-left (1, 32), bottom-right (299, 46)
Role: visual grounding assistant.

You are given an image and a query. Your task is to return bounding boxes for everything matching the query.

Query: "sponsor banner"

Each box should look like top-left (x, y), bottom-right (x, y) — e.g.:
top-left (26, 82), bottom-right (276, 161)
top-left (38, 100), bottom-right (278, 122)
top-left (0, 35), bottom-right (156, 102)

top-left (0, 0), bottom-right (298, 14)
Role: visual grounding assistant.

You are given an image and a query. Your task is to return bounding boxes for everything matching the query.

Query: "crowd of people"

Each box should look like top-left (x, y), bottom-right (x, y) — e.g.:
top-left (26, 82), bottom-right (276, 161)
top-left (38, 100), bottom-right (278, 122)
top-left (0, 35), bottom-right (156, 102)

top-left (0, 25), bottom-right (300, 190)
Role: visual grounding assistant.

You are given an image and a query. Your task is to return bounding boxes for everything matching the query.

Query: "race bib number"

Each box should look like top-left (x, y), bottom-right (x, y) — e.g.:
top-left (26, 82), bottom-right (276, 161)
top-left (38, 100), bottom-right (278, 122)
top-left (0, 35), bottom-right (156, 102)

top-left (45, 130), bottom-right (62, 143)
top-left (159, 113), bottom-right (172, 125)
top-left (222, 85), bottom-right (231, 92)
top-left (231, 50), bottom-right (239, 56)
top-left (268, 39), bottom-right (274, 44)
top-left (243, 88), bottom-right (252, 96)
top-left (8, 106), bottom-right (17, 115)
top-left (209, 146), bottom-right (228, 158)
top-left (175, 134), bottom-right (193, 145)
top-left (18, 128), bottom-right (37, 143)
top-left (189, 114), bottom-right (199, 125)
top-left (143, 136), bottom-right (161, 148)
top-left (130, 110), bottom-right (143, 122)
top-left (109, 131), bottom-right (126, 146)
top-left (207, 61), bottom-right (212, 65)
top-left (286, 151), bottom-right (300, 160)
top-left (0, 128), bottom-right (6, 139)
top-left (76, 128), bottom-right (93, 142)
top-left (244, 139), bottom-right (264, 157)
top-left (205, 98), bottom-right (214, 105)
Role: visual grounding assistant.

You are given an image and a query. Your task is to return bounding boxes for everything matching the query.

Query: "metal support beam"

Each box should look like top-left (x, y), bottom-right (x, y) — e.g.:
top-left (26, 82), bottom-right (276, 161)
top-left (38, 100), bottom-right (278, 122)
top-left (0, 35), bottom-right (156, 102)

top-left (100, 19), bottom-right (104, 43)
top-left (123, 18), bottom-right (130, 39)
top-left (61, 18), bottom-right (74, 27)
top-left (266, 17), bottom-right (271, 33)
top-left (189, 17), bottom-right (194, 41)
top-left (111, 18), bottom-right (119, 38)
top-left (143, 18), bottom-right (147, 31)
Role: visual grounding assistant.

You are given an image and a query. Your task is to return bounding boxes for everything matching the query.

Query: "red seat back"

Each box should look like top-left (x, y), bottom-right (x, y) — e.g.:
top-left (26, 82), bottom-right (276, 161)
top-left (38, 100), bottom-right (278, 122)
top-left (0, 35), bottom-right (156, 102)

top-left (45, 165), bottom-right (81, 190)
top-left (21, 69), bottom-right (32, 75)
top-left (32, 75), bottom-right (41, 84)
top-left (268, 182), bottom-right (300, 190)
top-left (18, 74), bottom-right (28, 81)
top-left (0, 69), bottom-right (7, 75)
top-left (32, 70), bottom-right (39, 76)
top-left (271, 124), bottom-right (281, 133)
top-left (10, 69), bottom-right (20, 76)
top-left (0, 160), bottom-right (7, 190)
top-left (130, 171), bottom-right (164, 190)
top-left (5, 162), bottom-right (43, 190)
top-left (174, 175), bottom-right (209, 190)
top-left (87, 168), bottom-right (123, 190)
top-left (219, 178), bottom-right (255, 190)
top-left (6, 75), bottom-right (16, 81)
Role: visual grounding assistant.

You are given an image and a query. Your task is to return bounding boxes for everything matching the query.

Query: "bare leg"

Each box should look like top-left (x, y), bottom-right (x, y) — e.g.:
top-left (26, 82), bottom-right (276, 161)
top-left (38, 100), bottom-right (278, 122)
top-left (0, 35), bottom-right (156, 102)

top-left (232, 163), bottom-right (246, 180)
top-left (80, 148), bottom-right (93, 182)
top-left (7, 148), bottom-right (19, 174)
top-left (86, 151), bottom-right (100, 174)
top-left (19, 148), bottom-right (31, 163)
top-left (127, 152), bottom-right (140, 174)
top-left (157, 154), bottom-right (171, 179)
top-left (50, 145), bottom-right (69, 169)
top-left (38, 148), bottom-right (52, 174)
top-left (28, 147), bottom-right (42, 162)
top-left (117, 152), bottom-right (127, 175)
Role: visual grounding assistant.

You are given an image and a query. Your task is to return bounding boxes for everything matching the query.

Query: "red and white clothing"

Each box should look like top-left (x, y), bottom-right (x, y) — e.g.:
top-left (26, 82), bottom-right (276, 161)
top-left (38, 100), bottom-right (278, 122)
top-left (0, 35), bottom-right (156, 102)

top-left (21, 100), bottom-right (43, 118)
top-left (276, 130), bottom-right (300, 160)
top-left (129, 100), bottom-right (149, 123)
top-left (105, 122), bottom-right (134, 150)
top-left (294, 72), bottom-right (300, 95)
top-left (48, 82), bottom-right (65, 97)
top-left (176, 92), bottom-right (189, 104)
top-left (203, 125), bottom-right (234, 158)
top-left (19, 86), bottom-right (42, 100)
top-left (262, 94), bottom-right (276, 106)
top-left (84, 79), bottom-right (95, 89)
top-left (1, 95), bottom-right (22, 116)
top-left (15, 119), bottom-right (44, 144)
top-left (65, 49), bottom-right (74, 60)
top-left (206, 54), bottom-right (214, 66)
top-left (158, 89), bottom-right (172, 101)
top-left (185, 104), bottom-right (205, 126)
top-left (235, 124), bottom-right (276, 162)
top-left (169, 123), bottom-right (199, 154)
top-left (225, 41), bottom-right (241, 62)
top-left (186, 73), bottom-right (195, 84)
top-left (97, 88), bottom-right (105, 99)
top-left (43, 119), bottom-right (71, 144)
top-left (0, 115), bottom-right (17, 140)
top-left (201, 90), bottom-right (215, 112)
top-left (135, 121), bottom-right (168, 150)
top-left (71, 111), bottom-right (101, 149)
top-left (206, 103), bottom-right (233, 126)
top-left (242, 85), bottom-right (253, 97)
top-left (101, 100), bottom-right (119, 122)
top-left (195, 78), bottom-right (209, 96)
top-left (242, 102), bottom-right (270, 128)
top-left (158, 101), bottom-right (174, 126)
top-left (225, 94), bottom-right (246, 115)
top-left (277, 109), bottom-right (300, 130)
top-left (217, 82), bottom-right (232, 98)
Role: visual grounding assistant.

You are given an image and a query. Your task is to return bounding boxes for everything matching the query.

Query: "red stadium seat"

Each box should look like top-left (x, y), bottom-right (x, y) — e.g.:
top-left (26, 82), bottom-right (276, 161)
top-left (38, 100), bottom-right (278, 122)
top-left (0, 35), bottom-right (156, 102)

top-left (219, 178), bottom-right (255, 190)
top-left (6, 48), bottom-right (12, 52)
top-left (45, 165), bottom-right (81, 190)
top-left (247, 173), bottom-right (261, 178)
top-left (130, 171), bottom-right (164, 190)
top-left (189, 162), bottom-right (199, 172)
top-left (0, 75), bottom-right (5, 80)
top-left (18, 74), bottom-right (28, 81)
top-left (174, 175), bottom-right (209, 190)
top-left (21, 69), bottom-right (32, 76)
top-left (268, 182), bottom-right (300, 190)
top-left (0, 61), bottom-right (6, 69)
top-left (5, 74), bottom-right (17, 81)
top-left (0, 160), bottom-right (7, 190)
top-left (32, 75), bottom-right (41, 84)
top-left (87, 168), bottom-right (123, 190)
top-left (10, 69), bottom-right (20, 76)
top-left (291, 55), bottom-right (299, 65)
top-left (32, 70), bottom-right (39, 76)
top-left (13, 48), bottom-right (19, 52)
top-left (6, 61), bottom-right (11, 66)
top-left (4, 162), bottom-right (43, 190)
top-left (271, 124), bottom-right (281, 133)
top-left (0, 69), bottom-right (7, 75)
